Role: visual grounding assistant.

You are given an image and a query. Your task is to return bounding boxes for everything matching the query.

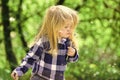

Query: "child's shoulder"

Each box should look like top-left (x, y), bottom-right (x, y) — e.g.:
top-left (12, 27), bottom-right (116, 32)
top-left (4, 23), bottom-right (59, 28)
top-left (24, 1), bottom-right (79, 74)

top-left (38, 35), bottom-right (50, 50)
top-left (38, 35), bottom-right (49, 43)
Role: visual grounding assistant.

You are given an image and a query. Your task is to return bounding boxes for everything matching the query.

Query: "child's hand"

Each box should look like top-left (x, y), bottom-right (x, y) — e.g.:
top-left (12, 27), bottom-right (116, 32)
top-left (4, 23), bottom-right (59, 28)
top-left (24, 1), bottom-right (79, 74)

top-left (67, 47), bottom-right (75, 57)
top-left (11, 71), bottom-right (19, 80)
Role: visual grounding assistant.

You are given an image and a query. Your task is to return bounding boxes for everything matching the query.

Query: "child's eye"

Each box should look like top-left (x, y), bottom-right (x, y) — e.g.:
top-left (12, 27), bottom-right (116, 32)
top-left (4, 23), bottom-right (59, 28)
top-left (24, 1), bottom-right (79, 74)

top-left (64, 26), bottom-right (68, 28)
top-left (65, 26), bottom-right (71, 28)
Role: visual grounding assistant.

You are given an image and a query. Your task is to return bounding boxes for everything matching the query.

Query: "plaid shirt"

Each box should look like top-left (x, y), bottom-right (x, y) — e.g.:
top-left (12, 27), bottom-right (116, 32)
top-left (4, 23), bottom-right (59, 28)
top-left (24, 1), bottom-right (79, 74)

top-left (14, 36), bottom-right (79, 80)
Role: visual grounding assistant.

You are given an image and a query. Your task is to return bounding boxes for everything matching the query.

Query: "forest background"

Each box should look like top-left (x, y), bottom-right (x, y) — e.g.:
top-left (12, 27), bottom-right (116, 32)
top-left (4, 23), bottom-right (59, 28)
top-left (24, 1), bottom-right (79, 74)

top-left (0, 0), bottom-right (120, 80)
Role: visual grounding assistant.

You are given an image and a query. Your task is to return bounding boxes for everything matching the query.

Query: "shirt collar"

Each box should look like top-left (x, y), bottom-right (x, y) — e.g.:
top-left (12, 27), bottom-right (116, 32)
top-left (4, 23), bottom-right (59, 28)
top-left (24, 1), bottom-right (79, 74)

top-left (58, 38), bottom-right (67, 44)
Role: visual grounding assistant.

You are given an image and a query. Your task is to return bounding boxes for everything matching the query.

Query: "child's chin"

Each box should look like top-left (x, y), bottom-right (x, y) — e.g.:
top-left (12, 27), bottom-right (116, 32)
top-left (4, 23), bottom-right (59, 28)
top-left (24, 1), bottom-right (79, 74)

top-left (64, 36), bottom-right (69, 38)
top-left (62, 36), bottom-right (68, 39)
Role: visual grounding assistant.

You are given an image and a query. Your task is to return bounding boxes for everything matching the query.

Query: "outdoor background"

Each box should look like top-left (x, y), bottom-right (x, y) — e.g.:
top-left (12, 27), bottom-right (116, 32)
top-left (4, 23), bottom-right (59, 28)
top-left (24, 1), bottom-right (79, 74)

top-left (0, 0), bottom-right (120, 80)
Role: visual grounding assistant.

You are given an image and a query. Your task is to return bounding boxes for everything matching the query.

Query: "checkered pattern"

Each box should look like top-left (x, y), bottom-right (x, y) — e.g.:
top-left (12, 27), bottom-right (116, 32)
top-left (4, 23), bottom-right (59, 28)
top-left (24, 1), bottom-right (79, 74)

top-left (14, 36), bottom-right (79, 80)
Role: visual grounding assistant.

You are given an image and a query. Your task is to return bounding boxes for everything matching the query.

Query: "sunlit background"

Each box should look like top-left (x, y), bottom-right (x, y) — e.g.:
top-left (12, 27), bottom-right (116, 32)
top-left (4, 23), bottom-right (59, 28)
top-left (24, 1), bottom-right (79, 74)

top-left (0, 0), bottom-right (120, 80)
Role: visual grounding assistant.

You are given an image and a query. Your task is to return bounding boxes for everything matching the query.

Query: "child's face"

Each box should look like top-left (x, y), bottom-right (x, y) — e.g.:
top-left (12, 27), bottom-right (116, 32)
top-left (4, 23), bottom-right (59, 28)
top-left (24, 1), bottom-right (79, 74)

top-left (58, 21), bottom-right (73, 39)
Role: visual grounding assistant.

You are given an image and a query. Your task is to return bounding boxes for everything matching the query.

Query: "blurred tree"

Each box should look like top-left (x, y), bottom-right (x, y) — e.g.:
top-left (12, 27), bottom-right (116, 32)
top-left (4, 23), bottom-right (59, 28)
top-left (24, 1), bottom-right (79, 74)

top-left (56, 0), bottom-right (65, 5)
top-left (0, 0), bottom-right (120, 80)
top-left (1, 0), bottom-right (18, 70)
top-left (16, 0), bottom-right (29, 53)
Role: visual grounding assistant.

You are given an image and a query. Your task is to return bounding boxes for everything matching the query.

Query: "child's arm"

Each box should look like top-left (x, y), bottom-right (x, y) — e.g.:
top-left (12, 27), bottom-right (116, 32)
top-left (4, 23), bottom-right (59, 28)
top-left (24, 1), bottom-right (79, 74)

top-left (66, 39), bottom-right (79, 62)
top-left (11, 38), bottom-right (44, 78)
top-left (67, 46), bottom-right (79, 62)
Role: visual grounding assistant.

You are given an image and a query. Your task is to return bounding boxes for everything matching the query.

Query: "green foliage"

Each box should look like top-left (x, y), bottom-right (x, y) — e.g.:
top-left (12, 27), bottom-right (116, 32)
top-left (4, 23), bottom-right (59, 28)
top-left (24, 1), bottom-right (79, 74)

top-left (65, 0), bottom-right (120, 80)
top-left (0, 68), bottom-right (12, 80)
top-left (0, 0), bottom-right (120, 80)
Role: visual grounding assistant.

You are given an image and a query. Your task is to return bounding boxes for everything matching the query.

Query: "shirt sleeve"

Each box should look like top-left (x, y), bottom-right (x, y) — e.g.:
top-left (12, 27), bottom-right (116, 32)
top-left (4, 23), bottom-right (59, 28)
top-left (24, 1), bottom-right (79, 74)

top-left (13, 38), bottom-right (44, 76)
top-left (67, 48), bottom-right (79, 62)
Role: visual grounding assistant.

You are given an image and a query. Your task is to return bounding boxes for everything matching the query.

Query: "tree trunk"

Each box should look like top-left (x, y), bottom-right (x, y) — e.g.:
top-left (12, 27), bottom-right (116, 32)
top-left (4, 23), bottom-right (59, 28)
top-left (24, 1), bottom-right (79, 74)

top-left (16, 0), bottom-right (29, 53)
top-left (1, 0), bottom-right (18, 71)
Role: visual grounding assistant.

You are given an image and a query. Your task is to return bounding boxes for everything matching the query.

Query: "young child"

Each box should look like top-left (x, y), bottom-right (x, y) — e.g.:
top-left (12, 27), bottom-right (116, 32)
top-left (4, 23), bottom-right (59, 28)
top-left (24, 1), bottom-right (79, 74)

top-left (11, 5), bottom-right (79, 80)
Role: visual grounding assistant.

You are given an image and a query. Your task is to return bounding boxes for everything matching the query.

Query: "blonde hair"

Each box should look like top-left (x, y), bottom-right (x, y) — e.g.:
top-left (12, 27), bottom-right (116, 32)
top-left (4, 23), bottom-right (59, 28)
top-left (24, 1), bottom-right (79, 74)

top-left (35, 5), bottom-right (79, 55)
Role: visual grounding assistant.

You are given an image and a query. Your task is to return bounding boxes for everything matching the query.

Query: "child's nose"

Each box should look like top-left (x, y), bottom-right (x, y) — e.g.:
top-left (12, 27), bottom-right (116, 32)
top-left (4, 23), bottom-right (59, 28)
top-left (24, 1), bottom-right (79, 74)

top-left (67, 27), bottom-right (70, 30)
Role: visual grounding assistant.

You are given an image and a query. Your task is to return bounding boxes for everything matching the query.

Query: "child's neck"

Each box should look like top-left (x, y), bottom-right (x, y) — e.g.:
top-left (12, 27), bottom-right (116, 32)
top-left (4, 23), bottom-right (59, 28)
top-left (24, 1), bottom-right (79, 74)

top-left (58, 37), bottom-right (67, 43)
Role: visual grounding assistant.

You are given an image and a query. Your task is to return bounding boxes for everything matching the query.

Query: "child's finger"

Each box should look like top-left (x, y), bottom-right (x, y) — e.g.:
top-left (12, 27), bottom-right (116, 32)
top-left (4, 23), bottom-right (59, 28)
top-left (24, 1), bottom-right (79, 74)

top-left (67, 47), bottom-right (75, 56)
top-left (11, 72), bottom-right (15, 79)
top-left (67, 47), bottom-right (72, 50)
top-left (15, 76), bottom-right (19, 80)
top-left (11, 72), bottom-right (19, 80)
